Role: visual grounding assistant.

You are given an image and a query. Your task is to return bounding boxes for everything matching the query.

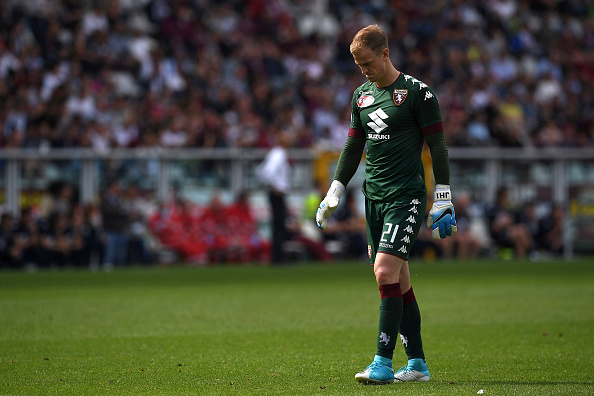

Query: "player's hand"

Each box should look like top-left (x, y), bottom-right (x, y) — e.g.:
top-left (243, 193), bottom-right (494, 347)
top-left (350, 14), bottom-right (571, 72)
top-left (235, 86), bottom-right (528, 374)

top-left (316, 180), bottom-right (345, 230)
top-left (427, 184), bottom-right (457, 240)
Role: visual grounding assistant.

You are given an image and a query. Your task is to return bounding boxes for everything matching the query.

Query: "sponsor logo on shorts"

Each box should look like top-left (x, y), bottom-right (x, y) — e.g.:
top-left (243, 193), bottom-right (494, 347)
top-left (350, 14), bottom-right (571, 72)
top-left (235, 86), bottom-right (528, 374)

top-left (379, 242), bottom-right (393, 249)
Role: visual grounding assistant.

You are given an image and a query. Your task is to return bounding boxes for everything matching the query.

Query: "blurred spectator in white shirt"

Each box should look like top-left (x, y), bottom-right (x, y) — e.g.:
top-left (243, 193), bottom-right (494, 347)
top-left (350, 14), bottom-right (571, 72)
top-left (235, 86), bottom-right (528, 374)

top-left (81, 4), bottom-right (108, 38)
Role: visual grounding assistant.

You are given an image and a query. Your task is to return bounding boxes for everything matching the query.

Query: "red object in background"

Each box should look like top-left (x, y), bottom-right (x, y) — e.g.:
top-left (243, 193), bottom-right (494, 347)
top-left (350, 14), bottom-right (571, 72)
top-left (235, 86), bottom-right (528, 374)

top-left (148, 197), bottom-right (270, 264)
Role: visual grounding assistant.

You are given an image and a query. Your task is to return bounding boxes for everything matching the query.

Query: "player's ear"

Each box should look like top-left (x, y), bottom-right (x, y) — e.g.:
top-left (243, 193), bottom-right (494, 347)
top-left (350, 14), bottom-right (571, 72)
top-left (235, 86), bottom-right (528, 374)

top-left (381, 47), bottom-right (389, 61)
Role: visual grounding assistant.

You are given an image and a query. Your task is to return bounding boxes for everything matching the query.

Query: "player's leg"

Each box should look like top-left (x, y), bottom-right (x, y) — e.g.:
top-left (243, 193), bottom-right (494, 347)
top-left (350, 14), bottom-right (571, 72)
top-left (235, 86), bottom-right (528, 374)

top-left (356, 199), bottom-right (411, 384)
top-left (399, 260), bottom-right (411, 292)
top-left (355, 252), bottom-right (403, 384)
top-left (374, 252), bottom-right (405, 360)
top-left (395, 261), bottom-right (430, 382)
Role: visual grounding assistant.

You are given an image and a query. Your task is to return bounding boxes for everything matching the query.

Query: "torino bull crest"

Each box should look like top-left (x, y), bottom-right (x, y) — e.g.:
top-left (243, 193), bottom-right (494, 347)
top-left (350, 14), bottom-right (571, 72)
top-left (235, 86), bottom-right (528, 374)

top-left (393, 89), bottom-right (407, 105)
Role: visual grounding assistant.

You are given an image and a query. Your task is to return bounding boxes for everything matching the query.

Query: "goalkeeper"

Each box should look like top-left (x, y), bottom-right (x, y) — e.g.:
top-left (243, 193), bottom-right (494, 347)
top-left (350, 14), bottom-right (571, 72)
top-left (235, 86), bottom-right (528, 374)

top-left (316, 25), bottom-right (456, 385)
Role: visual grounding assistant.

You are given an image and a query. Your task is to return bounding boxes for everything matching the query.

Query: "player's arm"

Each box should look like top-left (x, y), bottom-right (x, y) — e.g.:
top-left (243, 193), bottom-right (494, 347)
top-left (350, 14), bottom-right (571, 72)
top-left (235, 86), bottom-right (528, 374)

top-left (316, 135), bottom-right (365, 229)
top-left (317, 89), bottom-right (366, 230)
top-left (424, 129), bottom-right (457, 239)
top-left (414, 86), bottom-right (457, 240)
top-left (424, 130), bottom-right (449, 188)
top-left (334, 135), bottom-right (366, 187)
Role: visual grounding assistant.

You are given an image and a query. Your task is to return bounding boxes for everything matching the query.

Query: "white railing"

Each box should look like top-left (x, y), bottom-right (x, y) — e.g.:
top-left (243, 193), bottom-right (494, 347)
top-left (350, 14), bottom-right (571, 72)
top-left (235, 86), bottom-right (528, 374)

top-left (2, 147), bottom-right (594, 259)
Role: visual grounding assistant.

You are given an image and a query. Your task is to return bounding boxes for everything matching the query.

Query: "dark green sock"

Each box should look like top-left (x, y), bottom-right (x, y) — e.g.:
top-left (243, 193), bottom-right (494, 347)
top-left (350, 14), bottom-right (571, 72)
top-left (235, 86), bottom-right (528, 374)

top-left (399, 287), bottom-right (425, 360)
top-left (376, 283), bottom-right (403, 360)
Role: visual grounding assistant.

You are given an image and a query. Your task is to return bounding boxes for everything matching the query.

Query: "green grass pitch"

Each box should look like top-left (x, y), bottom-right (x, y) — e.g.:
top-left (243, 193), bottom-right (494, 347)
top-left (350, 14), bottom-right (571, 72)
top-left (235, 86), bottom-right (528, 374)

top-left (1, 258), bottom-right (593, 395)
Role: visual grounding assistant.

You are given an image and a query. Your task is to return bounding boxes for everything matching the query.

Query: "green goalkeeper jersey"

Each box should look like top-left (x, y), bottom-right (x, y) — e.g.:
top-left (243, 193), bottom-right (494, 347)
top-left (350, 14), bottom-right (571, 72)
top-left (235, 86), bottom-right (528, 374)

top-left (349, 73), bottom-right (444, 202)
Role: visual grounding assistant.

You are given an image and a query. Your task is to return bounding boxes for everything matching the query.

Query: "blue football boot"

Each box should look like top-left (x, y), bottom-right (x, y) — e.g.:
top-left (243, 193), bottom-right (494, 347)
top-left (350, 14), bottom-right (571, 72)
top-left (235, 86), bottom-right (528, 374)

top-left (394, 358), bottom-right (430, 382)
top-left (355, 355), bottom-right (395, 384)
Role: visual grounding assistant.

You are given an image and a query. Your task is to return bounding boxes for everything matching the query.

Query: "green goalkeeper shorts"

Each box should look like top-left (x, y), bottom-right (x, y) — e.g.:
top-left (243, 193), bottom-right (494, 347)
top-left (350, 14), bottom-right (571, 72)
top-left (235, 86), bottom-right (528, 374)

top-left (365, 195), bottom-right (427, 263)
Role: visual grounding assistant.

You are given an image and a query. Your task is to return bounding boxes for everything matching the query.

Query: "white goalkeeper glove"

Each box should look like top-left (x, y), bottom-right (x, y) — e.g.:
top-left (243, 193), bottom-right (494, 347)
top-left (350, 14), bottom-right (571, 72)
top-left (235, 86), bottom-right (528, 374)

top-left (427, 184), bottom-right (458, 240)
top-left (316, 180), bottom-right (345, 230)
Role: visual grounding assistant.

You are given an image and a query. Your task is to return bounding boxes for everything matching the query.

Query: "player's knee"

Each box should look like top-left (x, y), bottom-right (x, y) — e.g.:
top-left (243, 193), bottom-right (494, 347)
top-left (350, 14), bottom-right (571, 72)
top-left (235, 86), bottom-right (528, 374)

top-left (374, 265), bottom-right (397, 285)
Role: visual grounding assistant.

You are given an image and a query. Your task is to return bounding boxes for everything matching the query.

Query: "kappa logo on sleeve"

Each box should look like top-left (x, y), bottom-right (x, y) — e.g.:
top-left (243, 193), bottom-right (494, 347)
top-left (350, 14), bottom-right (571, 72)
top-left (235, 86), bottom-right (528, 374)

top-left (393, 89), bottom-right (408, 105)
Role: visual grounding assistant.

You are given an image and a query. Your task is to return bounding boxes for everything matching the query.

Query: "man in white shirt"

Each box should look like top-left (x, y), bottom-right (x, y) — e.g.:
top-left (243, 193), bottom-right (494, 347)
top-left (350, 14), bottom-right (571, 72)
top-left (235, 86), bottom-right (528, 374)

top-left (257, 132), bottom-right (291, 264)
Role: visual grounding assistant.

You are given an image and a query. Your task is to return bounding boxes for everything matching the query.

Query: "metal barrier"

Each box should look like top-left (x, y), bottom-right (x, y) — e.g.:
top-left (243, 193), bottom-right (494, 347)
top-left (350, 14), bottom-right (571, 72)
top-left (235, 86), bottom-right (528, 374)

top-left (0, 147), bottom-right (316, 211)
top-left (2, 147), bottom-right (594, 259)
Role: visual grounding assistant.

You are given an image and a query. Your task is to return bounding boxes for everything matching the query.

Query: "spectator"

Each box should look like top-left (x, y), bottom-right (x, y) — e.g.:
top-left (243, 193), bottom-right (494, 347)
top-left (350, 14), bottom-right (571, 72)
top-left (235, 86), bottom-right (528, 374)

top-left (485, 187), bottom-right (533, 259)
top-left (323, 189), bottom-right (367, 259)
top-left (299, 181), bottom-right (326, 243)
top-left (39, 181), bottom-right (75, 219)
top-left (124, 184), bottom-right (153, 265)
top-left (280, 181), bottom-right (333, 263)
top-left (0, 213), bottom-right (17, 269)
top-left (435, 192), bottom-right (484, 260)
top-left (256, 131), bottom-right (292, 264)
top-left (85, 203), bottom-right (105, 268)
top-left (514, 202), bottom-right (541, 244)
top-left (13, 208), bottom-right (43, 269)
top-left (285, 213), bottom-right (334, 263)
top-left (39, 213), bottom-right (74, 268)
top-left (148, 198), bottom-right (208, 266)
top-left (536, 204), bottom-right (565, 255)
top-left (81, 3), bottom-right (109, 38)
top-left (100, 180), bottom-right (129, 270)
top-left (465, 112), bottom-right (491, 146)
top-left (226, 190), bottom-right (270, 263)
top-left (70, 205), bottom-right (100, 268)
top-left (201, 192), bottom-right (240, 264)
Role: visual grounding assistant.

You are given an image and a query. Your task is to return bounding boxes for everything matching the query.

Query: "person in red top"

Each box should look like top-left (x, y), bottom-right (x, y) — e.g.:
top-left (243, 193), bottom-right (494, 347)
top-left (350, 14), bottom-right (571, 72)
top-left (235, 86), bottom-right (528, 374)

top-left (200, 193), bottom-right (233, 264)
top-left (226, 190), bottom-right (270, 263)
top-left (148, 199), bottom-right (207, 265)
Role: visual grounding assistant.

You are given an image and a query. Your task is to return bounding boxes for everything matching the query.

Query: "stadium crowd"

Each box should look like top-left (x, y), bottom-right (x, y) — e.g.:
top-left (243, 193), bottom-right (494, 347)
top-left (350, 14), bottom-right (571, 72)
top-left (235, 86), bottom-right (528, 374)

top-left (0, 0), bottom-right (593, 151)
top-left (0, 0), bottom-right (590, 268)
top-left (0, 182), bottom-right (272, 268)
top-left (0, 180), bottom-right (566, 269)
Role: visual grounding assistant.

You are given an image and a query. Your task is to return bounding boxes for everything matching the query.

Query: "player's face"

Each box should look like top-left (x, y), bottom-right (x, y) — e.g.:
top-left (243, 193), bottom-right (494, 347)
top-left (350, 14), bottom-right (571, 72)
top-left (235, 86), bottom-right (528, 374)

top-left (352, 47), bottom-right (387, 83)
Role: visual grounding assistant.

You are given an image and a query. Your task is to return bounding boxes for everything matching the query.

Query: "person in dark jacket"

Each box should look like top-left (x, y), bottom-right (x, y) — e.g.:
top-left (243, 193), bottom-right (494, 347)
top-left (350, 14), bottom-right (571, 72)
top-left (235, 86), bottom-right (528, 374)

top-left (101, 180), bottom-right (130, 270)
top-left (0, 213), bottom-right (17, 269)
